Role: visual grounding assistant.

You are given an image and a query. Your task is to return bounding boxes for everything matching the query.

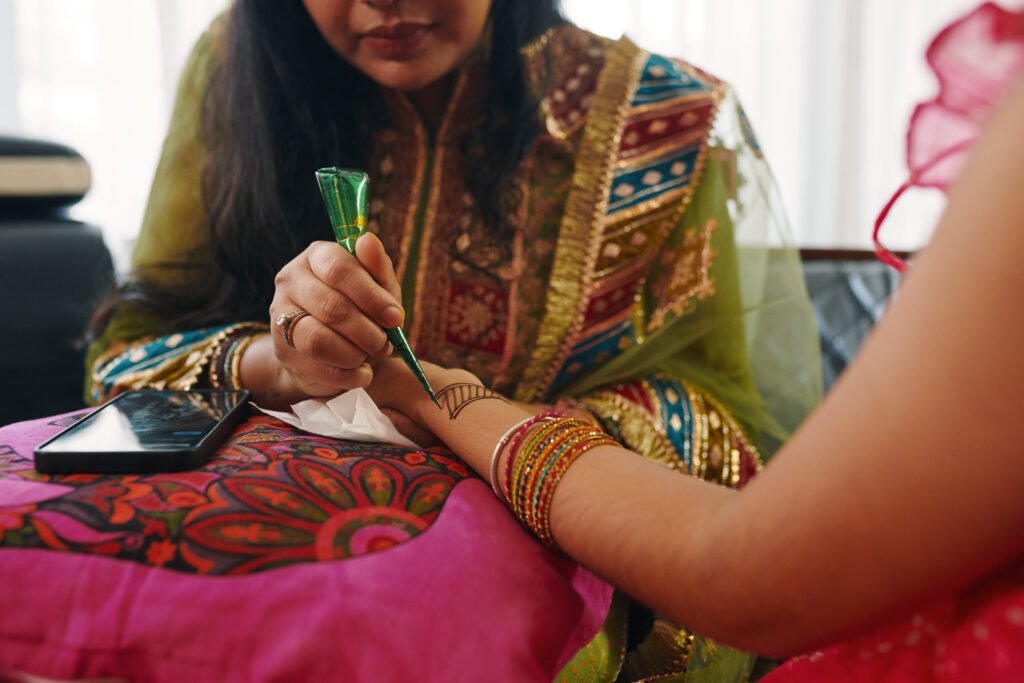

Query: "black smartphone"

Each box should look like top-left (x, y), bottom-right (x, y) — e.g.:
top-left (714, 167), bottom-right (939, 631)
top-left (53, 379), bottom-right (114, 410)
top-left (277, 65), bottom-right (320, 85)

top-left (34, 389), bottom-right (251, 474)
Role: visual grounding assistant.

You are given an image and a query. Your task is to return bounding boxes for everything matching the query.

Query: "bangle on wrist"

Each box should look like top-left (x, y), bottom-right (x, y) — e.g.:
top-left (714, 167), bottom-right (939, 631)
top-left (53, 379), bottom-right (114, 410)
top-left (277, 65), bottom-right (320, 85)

top-left (489, 411), bottom-right (562, 501)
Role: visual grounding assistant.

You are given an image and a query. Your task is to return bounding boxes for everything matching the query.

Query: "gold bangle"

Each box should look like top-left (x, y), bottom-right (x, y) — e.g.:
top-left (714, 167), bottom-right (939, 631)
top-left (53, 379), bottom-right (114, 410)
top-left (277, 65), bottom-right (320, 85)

top-left (229, 333), bottom-right (264, 390)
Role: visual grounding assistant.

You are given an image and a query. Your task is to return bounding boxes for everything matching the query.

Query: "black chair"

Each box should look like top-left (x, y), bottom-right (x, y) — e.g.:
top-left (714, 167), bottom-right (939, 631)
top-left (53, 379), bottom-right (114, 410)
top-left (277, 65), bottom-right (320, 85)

top-left (0, 137), bottom-right (114, 426)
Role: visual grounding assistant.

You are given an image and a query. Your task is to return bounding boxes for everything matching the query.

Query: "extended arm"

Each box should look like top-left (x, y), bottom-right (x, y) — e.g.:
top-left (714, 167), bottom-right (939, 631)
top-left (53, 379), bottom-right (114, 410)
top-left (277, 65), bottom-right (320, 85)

top-left (377, 80), bottom-right (1024, 658)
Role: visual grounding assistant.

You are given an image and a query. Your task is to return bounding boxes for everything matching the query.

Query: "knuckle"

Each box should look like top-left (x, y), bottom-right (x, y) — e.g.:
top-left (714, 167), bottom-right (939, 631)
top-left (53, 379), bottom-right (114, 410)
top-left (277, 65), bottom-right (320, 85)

top-left (321, 255), bottom-right (354, 289)
top-left (322, 364), bottom-right (349, 385)
top-left (304, 328), bottom-right (331, 358)
top-left (317, 295), bottom-right (349, 324)
top-left (346, 366), bottom-right (373, 390)
top-left (370, 331), bottom-right (390, 356)
top-left (337, 347), bottom-right (367, 370)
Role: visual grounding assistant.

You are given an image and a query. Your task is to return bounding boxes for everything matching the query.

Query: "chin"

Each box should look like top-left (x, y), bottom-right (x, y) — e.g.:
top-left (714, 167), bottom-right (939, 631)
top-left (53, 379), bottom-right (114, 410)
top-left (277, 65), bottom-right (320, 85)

top-left (368, 71), bottom-right (444, 93)
top-left (358, 60), bottom-right (452, 93)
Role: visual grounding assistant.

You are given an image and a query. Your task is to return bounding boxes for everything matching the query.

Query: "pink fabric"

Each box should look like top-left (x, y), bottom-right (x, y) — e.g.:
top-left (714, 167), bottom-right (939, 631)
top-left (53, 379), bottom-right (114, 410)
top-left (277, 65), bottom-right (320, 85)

top-left (874, 2), bottom-right (1024, 270)
top-left (765, 559), bottom-right (1024, 682)
top-left (0, 413), bottom-right (612, 682)
top-left (909, 2), bottom-right (1024, 188)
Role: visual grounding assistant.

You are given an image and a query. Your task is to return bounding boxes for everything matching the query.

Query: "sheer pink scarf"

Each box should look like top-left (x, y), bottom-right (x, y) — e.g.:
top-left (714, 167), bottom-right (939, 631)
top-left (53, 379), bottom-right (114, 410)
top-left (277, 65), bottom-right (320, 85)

top-left (874, 2), bottom-right (1024, 271)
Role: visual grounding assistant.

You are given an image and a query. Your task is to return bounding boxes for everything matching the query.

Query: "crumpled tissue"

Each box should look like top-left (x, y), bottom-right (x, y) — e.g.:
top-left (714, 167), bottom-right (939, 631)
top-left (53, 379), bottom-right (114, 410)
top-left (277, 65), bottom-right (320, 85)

top-left (255, 388), bottom-right (420, 449)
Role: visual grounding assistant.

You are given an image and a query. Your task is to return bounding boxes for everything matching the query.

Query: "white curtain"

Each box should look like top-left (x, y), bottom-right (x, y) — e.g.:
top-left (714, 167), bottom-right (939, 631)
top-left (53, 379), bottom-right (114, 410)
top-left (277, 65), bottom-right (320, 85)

top-left (4, 0), bottom-right (998, 266)
top-left (8, 0), bottom-right (230, 268)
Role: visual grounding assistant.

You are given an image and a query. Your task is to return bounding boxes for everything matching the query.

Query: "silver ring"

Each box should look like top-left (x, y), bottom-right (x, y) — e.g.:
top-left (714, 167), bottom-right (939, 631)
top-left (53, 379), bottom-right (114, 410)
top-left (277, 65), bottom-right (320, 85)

top-left (275, 310), bottom-right (310, 349)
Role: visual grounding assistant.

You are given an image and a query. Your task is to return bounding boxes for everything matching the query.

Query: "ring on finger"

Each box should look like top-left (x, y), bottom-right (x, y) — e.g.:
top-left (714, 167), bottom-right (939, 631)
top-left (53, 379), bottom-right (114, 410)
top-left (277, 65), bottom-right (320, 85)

top-left (275, 309), bottom-right (310, 349)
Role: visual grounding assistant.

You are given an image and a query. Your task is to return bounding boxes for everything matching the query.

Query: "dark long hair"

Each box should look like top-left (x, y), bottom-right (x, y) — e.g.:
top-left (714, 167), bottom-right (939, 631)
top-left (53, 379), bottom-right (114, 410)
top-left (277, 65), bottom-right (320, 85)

top-left (91, 0), bottom-right (563, 336)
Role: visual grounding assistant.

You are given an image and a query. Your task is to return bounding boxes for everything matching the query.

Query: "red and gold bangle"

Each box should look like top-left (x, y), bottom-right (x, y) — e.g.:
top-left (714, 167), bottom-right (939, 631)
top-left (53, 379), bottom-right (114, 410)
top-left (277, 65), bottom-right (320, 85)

top-left (523, 426), bottom-right (592, 516)
top-left (522, 427), bottom-right (594, 537)
top-left (534, 433), bottom-right (617, 546)
top-left (504, 411), bottom-right (564, 498)
top-left (511, 418), bottom-right (589, 520)
top-left (508, 416), bottom-right (569, 508)
top-left (507, 418), bottom-right (600, 543)
top-left (523, 427), bottom-right (605, 544)
top-left (510, 419), bottom-right (563, 519)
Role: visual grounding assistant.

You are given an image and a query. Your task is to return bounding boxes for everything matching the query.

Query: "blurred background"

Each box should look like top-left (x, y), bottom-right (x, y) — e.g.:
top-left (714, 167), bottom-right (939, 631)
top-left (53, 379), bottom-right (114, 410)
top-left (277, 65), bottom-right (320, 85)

top-left (0, 0), bottom-right (987, 268)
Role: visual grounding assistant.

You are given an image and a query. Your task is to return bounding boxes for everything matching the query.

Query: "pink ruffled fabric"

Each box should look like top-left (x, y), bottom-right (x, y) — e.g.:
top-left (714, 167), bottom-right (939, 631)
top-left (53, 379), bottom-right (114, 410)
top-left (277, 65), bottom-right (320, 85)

top-left (875, 2), bottom-right (1024, 270)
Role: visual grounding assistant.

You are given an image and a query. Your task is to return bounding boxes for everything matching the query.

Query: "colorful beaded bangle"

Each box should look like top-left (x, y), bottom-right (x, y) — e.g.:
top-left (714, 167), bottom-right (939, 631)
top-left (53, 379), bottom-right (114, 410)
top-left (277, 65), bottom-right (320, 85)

top-left (510, 418), bottom-right (587, 520)
top-left (535, 433), bottom-right (617, 546)
top-left (489, 413), bottom-right (555, 499)
top-left (520, 426), bottom-right (600, 542)
top-left (503, 419), bottom-right (614, 548)
top-left (503, 411), bottom-right (565, 501)
top-left (505, 417), bottom-right (614, 547)
top-left (521, 427), bottom-right (593, 536)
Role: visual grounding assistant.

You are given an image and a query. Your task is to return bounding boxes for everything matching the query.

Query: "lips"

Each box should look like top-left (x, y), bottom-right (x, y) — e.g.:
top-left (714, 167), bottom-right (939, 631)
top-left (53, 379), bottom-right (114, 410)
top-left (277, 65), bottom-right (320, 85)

top-left (364, 22), bottom-right (430, 39)
top-left (360, 21), bottom-right (432, 58)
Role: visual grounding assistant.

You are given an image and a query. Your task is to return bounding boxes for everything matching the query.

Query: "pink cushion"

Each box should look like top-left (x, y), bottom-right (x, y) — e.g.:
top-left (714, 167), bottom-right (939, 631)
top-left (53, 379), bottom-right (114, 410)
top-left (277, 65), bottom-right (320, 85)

top-left (0, 413), bottom-right (611, 682)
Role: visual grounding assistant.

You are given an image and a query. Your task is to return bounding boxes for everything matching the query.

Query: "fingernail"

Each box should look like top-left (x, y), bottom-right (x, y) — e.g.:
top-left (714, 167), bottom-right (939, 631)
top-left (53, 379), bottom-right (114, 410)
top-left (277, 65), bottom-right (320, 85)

top-left (382, 306), bottom-right (403, 328)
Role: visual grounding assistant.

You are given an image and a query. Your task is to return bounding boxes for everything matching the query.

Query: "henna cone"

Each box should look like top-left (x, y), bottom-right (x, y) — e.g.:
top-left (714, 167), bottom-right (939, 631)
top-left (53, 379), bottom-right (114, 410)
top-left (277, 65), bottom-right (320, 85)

top-left (316, 167), bottom-right (441, 408)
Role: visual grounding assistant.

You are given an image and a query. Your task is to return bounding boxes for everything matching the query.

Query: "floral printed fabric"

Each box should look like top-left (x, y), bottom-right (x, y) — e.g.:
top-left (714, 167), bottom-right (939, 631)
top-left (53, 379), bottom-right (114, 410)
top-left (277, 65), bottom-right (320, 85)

top-left (0, 415), bottom-right (469, 575)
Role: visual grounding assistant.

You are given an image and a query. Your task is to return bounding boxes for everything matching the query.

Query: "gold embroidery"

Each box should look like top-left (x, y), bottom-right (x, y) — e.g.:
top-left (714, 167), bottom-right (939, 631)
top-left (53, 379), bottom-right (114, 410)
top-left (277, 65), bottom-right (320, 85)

top-left (604, 81), bottom-right (724, 236)
top-left (647, 218), bottom-right (719, 332)
top-left (620, 617), bottom-right (694, 682)
top-left (391, 96), bottom-right (428, 286)
top-left (492, 170), bottom-right (531, 387)
top-left (516, 37), bottom-right (648, 402)
top-left (580, 392), bottom-right (681, 470)
top-left (92, 323), bottom-right (261, 400)
top-left (626, 89), bottom-right (718, 116)
top-left (594, 207), bottom-right (677, 278)
top-left (408, 66), bottom-right (473, 346)
top-left (683, 380), bottom-right (764, 484)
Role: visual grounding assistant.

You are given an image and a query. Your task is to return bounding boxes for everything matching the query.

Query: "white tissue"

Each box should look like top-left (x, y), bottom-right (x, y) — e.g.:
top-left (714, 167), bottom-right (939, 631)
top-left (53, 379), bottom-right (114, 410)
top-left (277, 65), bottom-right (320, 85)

top-left (255, 388), bottom-right (420, 449)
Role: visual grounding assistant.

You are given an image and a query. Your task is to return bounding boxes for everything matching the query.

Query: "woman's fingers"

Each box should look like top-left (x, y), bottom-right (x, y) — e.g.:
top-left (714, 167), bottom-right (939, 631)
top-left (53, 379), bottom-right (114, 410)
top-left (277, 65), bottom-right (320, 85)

top-left (306, 241), bottom-right (404, 329)
top-left (288, 274), bottom-right (392, 357)
top-left (282, 310), bottom-right (372, 369)
top-left (355, 233), bottom-right (403, 307)
top-left (269, 239), bottom-right (407, 400)
top-left (279, 340), bottom-right (375, 394)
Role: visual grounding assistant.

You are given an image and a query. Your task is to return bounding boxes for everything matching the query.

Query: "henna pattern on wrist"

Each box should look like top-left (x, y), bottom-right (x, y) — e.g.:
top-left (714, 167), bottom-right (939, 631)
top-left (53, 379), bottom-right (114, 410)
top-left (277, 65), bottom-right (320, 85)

top-left (437, 383), bottom-right (509, 420)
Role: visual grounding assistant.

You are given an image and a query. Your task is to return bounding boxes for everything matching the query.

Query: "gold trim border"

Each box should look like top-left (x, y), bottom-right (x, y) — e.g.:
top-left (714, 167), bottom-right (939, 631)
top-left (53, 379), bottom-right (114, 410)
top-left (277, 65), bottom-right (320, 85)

top-left (516, 37), bottom-right (648, 402)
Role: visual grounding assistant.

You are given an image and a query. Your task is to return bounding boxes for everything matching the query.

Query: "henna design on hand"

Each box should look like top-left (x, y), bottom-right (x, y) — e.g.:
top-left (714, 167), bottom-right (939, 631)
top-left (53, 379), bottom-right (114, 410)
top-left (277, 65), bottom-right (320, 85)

top-left (437, 383), bottom-right (509, 420)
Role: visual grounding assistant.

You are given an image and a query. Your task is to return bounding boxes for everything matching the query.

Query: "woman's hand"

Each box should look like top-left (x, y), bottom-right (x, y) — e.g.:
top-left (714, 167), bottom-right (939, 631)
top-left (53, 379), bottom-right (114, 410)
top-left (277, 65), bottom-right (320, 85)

top-left (267, 234), bottom-right (404, 398)
top-left (365, 358), bottom-right (481, 446)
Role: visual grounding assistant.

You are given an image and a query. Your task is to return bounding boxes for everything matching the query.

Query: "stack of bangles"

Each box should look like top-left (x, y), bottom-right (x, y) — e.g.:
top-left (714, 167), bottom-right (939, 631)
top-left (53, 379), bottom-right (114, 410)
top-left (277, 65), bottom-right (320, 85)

top-left (489, 411), bottom-right (618, 548)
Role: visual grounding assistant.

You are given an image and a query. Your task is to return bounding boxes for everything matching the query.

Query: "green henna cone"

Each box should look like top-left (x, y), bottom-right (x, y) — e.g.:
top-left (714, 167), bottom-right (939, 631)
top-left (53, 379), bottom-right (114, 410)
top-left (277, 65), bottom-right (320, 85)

top-left (316, 167), bottom-right (441, 409)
